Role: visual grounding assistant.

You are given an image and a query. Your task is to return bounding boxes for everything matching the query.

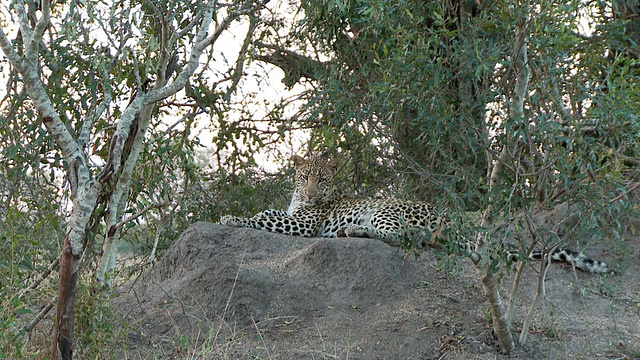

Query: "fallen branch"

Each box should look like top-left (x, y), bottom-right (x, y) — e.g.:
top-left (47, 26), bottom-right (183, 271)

top-left (12, 298), bottom-right (56, 341)
top-left (17, 256), bottom-right (60, 301)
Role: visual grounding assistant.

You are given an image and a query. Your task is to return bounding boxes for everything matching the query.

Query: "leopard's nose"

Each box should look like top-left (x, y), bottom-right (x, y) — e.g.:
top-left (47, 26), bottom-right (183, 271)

top-left (306, 188), bottom-right (318, 199)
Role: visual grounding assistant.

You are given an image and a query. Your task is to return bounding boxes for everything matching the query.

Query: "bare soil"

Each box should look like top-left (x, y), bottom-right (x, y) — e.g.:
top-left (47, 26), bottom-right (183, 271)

top-left (114, 220), bottom-right (640, 359)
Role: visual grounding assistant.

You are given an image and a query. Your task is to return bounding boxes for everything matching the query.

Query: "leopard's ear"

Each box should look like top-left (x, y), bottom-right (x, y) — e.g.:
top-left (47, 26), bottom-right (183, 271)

top-left (325, 158), bottom-right (339, 175)
top-left (292, 154), bottom-right (307, 170)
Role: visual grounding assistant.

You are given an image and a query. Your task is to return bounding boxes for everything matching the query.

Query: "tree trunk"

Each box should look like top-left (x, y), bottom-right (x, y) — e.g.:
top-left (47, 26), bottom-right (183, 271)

top-left (478, 267), bottom-right (513, 352)
top-left (54, 237), bottom-right (80, 359)
top-left (473, 0), bottom-right (531, 353)
top-left (473, 147), bottom-right (516, 354)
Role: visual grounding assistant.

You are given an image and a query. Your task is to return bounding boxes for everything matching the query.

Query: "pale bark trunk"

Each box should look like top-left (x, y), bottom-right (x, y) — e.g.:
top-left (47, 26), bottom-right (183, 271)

top-left (96, 104), bottom-right (154, 285)
top-left (93, 2), bottom-right (264, 285)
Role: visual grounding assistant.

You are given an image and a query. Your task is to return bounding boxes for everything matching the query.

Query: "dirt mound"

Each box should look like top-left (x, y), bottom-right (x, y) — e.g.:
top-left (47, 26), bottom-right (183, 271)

top-left (115, 221), bottom-right (639, 359)
top-left (126, 222), bottom-right (422, 324)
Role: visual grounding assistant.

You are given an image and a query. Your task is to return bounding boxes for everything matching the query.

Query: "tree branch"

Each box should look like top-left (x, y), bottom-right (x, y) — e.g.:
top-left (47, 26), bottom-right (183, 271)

top-left (227, 15), bottom-right (257, 96)
top-left (145, 1), bottom-right (172, 85)
top-left (0, 15), bottom-right (86, 191)
top-left (79, 73), bottom-right (113, 150)
top-left (149, 1), bottom-right (266, 103)
top-left (115, 200), bottom-right (170, 230)
top-left (610, 182), bottom-right (640, 204)
top-left (474, 0), bottom-right (532, 354)
top-left (172, 8), bottom-right (204, 44)
top-left (13, 1), bottom-right (33, 47)
top-left (0, 27), bottom-right (26, 73)
top-left (25, 0), bottom-right (50, 63)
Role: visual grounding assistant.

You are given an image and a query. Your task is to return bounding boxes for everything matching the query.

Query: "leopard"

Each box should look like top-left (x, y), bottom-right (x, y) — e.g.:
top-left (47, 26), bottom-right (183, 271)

top-left (220, 152), bottom-right (611, 274)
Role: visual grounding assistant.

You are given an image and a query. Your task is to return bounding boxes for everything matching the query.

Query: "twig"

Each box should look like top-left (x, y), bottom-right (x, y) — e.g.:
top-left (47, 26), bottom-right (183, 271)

top-left (189, 327), bottom-right (203, 360)
top-left (150, 111), bottom-right (201, 145)
top-left (507, 211), bottom-right (543, 324)
top-left (251, 315), bottom-right (273, 360)
top-left (114, 200), bottom-right (169, 229)
top-left (17, 256), bottom-right (60, 301)
top-left (149, 206), bottom-right (172, 265)
top-left (610, 182), bottom-right (640, 204)
top-left (519, 243), bottom-right (558, 344)
top-left (151, 278), bottom-right (191, 327)
top-left (211, 262), bottom-right (244, 348)
top-left (542, 296), bottom-right (599, 359)
top-left (582, 286), bottom-right (640, 304)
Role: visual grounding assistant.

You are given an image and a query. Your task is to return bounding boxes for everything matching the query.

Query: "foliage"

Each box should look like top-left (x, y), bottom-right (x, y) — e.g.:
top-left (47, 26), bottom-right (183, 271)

top-left (145, 159), bottom-right (293, 260)
top-left (0, 122), bottom-right (65, 358)
top-left (72, 283), bottom-right (127, 359)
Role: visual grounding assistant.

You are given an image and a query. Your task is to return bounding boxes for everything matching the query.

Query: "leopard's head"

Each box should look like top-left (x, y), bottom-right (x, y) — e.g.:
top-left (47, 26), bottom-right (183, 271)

top-left (292, 153), bottom-right (342, 205)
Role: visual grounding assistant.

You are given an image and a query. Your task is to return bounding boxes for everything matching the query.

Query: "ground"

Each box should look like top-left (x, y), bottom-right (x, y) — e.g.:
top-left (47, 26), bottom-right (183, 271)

top-left (114, 219), bottom-right (640, 360)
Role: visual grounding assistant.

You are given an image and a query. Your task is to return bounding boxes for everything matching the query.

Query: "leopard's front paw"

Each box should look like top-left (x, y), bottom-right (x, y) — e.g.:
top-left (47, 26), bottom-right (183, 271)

top-left (220, 215), bottom-right (241, 227)
top-left (336, 227), bottom-right (348, 237)
top-left (343, 226), bottom-right (368, 238)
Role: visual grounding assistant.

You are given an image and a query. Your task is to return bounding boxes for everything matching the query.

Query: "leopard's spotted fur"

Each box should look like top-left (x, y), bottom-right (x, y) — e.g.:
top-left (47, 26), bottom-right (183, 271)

top-left (220, 153), bottom-right (611, 274)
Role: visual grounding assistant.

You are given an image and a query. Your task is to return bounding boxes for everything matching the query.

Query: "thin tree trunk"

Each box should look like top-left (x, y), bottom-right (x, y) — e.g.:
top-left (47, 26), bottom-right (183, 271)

top-left (474, 151), bottom-right (515, 353)
top-left (519, 245), bottom-right (555, 344)
top-left (474, 0), bottom-right (531, 353)
top-left (477, 259), bottom-right (514, 353)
